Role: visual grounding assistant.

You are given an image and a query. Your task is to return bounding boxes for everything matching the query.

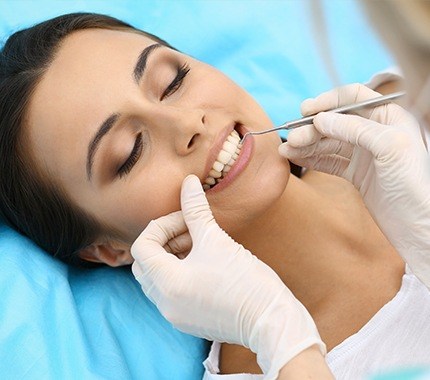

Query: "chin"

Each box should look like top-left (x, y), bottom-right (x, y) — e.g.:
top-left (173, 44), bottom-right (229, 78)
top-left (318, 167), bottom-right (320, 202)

top-left (210, 143), bottom-right (290, 236)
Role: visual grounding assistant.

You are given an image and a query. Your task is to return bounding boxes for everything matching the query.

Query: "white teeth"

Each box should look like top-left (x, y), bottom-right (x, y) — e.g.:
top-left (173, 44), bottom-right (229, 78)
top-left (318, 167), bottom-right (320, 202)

top-left (203, 128), bottom-right (243, 190)
top-left (227, 135), bottom-right (239, 144)
top-left (205, 177), bottom-right (216, 185)
top-left (222, 140), bottom-right (237, 154)
top-left (213, 161), bottom-right (224, 172)
top-left (209, 169), bottom-right (222, 179)
top-left (217, 150), bottom-right (231, 165)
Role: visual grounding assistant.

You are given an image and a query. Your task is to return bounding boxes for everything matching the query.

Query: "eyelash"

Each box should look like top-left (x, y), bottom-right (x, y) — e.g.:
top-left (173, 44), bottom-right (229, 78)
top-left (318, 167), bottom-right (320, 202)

top-left (160, 62), bottom-right (190, 100)
top-left (117, 63), bottom-right (190, 178)
top-left (118, 132), bottom-right (143, 178)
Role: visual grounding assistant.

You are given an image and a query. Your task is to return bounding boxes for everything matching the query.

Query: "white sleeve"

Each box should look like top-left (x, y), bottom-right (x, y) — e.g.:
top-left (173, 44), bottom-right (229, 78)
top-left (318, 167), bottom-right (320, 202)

top-left (202, 342), bottom-right (264, 380)
top-left (364, 66), bottom-right (403, 90)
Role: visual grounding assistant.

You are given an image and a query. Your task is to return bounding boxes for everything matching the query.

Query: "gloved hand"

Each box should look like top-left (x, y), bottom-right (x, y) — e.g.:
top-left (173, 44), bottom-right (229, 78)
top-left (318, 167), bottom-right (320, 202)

top-left (279, 83), bottom-right (430, 288)
top-left (131, 175), bottom-right (326, 379)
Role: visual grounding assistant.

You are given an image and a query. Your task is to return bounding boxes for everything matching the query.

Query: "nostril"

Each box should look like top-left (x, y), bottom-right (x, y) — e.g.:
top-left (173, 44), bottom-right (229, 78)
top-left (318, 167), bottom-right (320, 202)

top-left (188, 134), bottom-right (199, 149)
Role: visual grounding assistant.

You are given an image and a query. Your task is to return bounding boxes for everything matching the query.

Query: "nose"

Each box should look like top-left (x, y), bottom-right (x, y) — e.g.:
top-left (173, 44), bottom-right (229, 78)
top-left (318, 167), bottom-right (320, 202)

top-left (155, 106), bottom-right (206, 156)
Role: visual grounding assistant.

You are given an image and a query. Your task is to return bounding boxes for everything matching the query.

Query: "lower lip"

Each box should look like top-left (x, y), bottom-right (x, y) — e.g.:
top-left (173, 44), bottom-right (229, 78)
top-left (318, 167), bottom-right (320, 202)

top-left (206, 125), bottom-right (254, 193)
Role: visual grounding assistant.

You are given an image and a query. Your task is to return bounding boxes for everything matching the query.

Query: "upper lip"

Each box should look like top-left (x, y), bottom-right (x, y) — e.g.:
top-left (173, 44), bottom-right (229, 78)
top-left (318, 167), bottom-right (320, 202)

top-left (202, 122), bottom-right (237, 183)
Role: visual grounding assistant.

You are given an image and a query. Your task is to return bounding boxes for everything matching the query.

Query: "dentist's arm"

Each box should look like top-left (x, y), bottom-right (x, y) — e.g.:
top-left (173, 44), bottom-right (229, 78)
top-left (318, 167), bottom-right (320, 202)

top-left (279, 83), bottom-right (430, 288)
top-left (131, 175), bottom-right (332, 380)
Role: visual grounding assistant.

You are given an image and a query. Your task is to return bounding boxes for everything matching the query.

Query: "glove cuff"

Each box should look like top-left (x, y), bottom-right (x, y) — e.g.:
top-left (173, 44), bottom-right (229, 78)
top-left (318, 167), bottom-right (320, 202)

top-left (248, 289), bottom-right (326, 380)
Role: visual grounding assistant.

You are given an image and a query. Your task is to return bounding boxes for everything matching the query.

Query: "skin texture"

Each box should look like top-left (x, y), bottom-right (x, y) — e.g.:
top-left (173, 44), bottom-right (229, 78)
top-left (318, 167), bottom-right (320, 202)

top-left (27, 29), bottom-right (288, 265)
top-left (26, 29), bottom-right (405, 374)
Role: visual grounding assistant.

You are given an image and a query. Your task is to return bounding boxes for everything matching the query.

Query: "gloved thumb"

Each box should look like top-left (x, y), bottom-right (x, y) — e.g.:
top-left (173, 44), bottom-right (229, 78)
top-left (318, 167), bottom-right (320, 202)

top-left (180, 174), bottom-right (217, 241)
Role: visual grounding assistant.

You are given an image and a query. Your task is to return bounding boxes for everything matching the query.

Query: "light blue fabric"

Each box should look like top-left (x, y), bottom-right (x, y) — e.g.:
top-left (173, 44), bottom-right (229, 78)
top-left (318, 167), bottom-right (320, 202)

top-left (369, 368), bottom-right (430, 380)
top-left (0, 224), bottom-right (208, 379)
top-left (0, 1), bottom-right (412, 379)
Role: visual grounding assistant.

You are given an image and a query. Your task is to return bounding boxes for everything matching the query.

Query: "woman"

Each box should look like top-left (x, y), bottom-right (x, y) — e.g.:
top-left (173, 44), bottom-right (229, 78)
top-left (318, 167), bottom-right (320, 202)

top-left (0, 13), bottom-right (429, 379)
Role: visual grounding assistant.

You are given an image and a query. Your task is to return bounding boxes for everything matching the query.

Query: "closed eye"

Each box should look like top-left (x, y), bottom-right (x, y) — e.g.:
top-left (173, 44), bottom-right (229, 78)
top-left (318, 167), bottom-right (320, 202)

top-left (160, 62), bottom-right (190, 100)
top-left (118, 132), bottom-right (144, 178)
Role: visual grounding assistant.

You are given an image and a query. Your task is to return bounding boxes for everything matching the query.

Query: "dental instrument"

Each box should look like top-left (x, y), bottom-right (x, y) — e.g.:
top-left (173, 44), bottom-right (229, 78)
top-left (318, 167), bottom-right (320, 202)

top-left (240, 91), bottom-right (406, 144)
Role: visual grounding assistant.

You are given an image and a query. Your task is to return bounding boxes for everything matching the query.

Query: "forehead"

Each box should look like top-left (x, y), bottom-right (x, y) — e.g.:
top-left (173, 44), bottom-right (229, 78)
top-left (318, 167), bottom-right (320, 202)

top-left (34, 28), bottom-right (157, 104)
top-left (51, 27), bottom-right (157, 73)
top-left (26, 28), bottom-right (156, 182)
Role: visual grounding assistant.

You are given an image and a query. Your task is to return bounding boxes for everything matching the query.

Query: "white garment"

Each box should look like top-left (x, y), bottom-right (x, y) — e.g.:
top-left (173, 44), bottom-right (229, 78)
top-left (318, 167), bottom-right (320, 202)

top-left (203, 267), bottom-right (430, 380)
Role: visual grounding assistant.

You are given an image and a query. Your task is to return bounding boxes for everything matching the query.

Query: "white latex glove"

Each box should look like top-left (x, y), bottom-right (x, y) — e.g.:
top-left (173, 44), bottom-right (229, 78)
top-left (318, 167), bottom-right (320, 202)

top-left (131, 175), bottom-right (325, 379)
top-left (279, 83), bottom-right (430, 288)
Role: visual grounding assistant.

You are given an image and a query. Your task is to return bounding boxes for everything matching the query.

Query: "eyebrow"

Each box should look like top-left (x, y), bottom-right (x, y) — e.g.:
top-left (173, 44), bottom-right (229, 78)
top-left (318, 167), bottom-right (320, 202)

top-left (133, 43), bottom-right (162, 83)
top-left (86, 43), bottom-right (162, 180)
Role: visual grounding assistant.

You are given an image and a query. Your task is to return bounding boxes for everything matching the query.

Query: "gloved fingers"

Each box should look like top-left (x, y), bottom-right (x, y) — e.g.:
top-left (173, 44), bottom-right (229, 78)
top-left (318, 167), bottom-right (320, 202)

top-left (301, 83), bottom-right (382, 120)
top-left (372, 102), bottom-right (423, 135)
top-left (164, 231), bottom-right (192, 259)
top-left (312, 112), bottom-right (389, 158)
top-left (131, 214), bottom-right (187, 302)
top-left (180, 174), bottom-right (218, 241)
top-left (313, 110), bottom-right (427, 163)
top-left (131, 261), bottom-right (159, 305)
top-left (286, 124), bottom-right (322, 148)
top-left (279, 138), bottom-right (353, 161)
top-left (131, 211), bottom-right (187, 262)
top-left (286, 154), bottom-right (350, 177)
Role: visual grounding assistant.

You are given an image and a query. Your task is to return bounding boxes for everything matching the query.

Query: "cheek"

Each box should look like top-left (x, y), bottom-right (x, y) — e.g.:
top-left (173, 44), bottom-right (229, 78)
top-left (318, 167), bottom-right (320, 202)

top-left (92, 163), bottom-right (183, 242)
top-left (191, 63), bottom-right (247, 107)
top-left (120, 176), bottom-right (182, 240)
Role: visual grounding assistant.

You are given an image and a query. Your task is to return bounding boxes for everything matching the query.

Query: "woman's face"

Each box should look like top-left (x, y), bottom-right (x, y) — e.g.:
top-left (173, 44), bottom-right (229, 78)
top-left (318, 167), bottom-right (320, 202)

top-left (27, 28), bottom-right (290, 263)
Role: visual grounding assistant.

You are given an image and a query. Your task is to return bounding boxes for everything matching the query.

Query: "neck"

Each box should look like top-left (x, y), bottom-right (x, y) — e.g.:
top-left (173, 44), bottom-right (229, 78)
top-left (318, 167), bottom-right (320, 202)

top-left (221, 172), bottom-right (404, 366)
top-left (231, 173), bottom-right (403, 317)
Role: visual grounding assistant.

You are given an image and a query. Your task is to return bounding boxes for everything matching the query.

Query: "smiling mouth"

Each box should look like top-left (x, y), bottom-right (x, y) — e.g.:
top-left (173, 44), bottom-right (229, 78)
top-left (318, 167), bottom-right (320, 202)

top-left (203, 127), bottom-right (243, 191)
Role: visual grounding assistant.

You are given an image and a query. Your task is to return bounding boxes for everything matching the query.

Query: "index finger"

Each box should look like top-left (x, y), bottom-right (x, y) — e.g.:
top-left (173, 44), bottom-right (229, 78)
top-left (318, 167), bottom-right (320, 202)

top-left (131, 211), bottom-right (187, 261)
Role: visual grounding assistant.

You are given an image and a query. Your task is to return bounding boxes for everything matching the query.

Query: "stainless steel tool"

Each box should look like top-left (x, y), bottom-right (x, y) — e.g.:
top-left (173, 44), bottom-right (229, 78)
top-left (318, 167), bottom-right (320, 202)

top-left (240, 91), bottom-right (406, 144)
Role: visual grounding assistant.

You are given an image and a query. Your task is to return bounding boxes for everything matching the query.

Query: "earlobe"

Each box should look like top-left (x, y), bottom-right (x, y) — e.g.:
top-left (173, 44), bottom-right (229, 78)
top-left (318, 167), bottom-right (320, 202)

top-left (79, 241), bottom-right (133, 267)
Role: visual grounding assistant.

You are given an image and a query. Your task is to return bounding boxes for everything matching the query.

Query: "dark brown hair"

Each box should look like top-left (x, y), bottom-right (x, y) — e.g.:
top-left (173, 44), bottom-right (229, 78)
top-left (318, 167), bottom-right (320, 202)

top-left (0, 13), bottom-right (172, 267)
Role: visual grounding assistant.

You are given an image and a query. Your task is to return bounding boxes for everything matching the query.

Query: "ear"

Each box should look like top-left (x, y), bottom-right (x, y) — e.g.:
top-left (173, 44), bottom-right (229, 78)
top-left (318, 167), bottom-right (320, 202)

top-left (79, 240), bottom-right (133, 267)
